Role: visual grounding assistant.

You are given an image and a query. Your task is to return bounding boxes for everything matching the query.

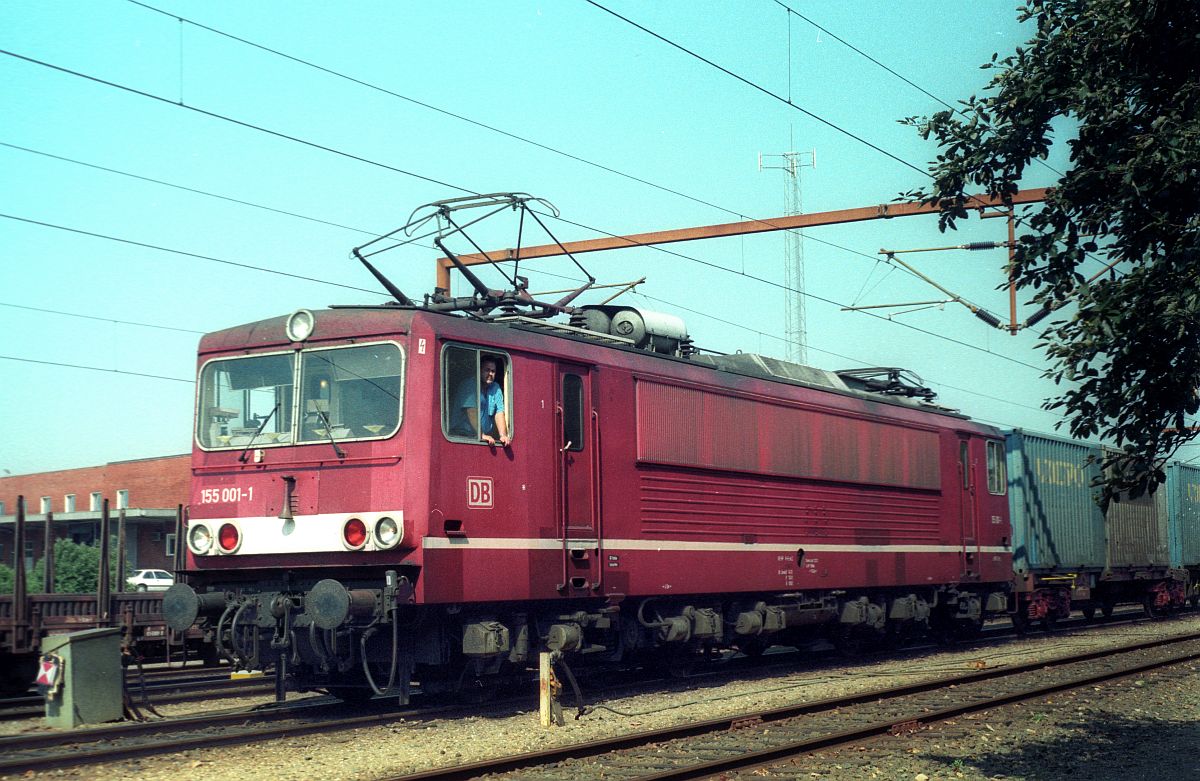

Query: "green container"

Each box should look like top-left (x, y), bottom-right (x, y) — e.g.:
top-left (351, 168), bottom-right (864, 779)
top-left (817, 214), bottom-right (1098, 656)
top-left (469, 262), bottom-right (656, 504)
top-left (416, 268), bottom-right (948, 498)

top-left (42, 627), bottom-right (123, 728)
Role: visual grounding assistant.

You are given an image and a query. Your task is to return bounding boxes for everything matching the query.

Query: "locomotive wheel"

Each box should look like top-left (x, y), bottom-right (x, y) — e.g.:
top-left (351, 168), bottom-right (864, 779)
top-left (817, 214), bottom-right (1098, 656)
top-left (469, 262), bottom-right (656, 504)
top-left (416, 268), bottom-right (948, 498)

top-left (1101, 599), bottom-right (1116, 619)
top-left (1042, 614), bottom-right (1058, 633)
top-left (1080, 604), bottom-right (1096, 622)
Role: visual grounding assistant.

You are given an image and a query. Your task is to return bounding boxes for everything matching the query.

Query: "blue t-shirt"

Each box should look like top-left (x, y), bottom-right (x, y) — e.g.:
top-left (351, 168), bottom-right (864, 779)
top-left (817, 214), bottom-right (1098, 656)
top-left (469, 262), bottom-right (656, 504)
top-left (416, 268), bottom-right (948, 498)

top-left (450, 378), bottom-right (505, 436)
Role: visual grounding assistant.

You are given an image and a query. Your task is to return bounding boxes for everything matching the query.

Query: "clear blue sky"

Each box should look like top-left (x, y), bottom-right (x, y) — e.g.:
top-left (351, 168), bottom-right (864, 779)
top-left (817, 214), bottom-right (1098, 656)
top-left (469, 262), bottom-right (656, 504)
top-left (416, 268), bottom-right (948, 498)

top-left (2, 1), bottom-right (1164, 476)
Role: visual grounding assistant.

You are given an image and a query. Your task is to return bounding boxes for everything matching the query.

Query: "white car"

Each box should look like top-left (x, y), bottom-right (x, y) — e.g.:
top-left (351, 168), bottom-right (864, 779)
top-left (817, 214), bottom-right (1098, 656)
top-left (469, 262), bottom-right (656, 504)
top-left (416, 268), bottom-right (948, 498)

top-left (126, 569), bottom-right (175, 592)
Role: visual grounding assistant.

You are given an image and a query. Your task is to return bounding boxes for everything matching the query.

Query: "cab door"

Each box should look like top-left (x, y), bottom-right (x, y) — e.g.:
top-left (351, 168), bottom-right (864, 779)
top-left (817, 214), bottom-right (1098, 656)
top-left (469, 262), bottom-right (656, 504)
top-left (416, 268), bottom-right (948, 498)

top-left (557, 363), bottom-right (599, 593)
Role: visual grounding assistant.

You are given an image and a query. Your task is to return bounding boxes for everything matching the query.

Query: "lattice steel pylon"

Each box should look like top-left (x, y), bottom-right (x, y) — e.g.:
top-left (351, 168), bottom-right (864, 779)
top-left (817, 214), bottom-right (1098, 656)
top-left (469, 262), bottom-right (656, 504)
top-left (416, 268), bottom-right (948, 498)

top-left (759, 148), bottom-right (815, 364)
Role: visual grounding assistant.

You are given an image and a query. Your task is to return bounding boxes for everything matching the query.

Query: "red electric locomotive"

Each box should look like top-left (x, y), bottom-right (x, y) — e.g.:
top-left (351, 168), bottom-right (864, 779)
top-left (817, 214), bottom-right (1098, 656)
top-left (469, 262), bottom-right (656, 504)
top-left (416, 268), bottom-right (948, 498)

top-left (164, 194), bottom-right (1014, 700)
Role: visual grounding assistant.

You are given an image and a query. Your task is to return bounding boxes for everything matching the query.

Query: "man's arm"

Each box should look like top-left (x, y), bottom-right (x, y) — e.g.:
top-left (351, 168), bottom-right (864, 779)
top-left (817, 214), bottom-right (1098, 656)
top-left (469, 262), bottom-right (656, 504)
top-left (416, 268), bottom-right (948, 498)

top-left (492, 410), bottom-right (510, 447)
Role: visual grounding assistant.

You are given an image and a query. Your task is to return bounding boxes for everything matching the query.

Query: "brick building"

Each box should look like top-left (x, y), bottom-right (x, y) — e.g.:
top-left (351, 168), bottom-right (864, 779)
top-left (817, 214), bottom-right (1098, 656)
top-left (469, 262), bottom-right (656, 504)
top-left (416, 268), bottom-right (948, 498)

top-left (0, 455), bottom-right (190, 573)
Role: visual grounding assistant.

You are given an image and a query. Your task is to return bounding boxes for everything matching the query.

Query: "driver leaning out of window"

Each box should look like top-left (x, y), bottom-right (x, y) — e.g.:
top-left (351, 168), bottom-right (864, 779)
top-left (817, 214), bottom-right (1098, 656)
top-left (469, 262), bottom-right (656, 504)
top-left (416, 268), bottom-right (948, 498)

top-left (451, 357), bottom-right (511, 447)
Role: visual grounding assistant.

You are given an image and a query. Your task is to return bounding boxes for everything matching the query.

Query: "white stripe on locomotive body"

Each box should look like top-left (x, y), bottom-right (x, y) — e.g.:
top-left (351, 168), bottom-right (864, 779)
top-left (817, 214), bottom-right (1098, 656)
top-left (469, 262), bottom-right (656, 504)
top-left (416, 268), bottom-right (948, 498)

top-left (190, 511), bottom-right (404, 555)
top-left (422, 537), bottom-right (1009, 555)
top-left (189, 518), bottom-right (1007, 556)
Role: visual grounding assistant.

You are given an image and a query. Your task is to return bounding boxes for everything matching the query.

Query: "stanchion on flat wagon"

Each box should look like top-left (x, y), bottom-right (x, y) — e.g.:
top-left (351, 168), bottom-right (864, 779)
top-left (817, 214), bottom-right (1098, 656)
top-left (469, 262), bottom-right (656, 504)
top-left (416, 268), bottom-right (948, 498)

top-left (43, 508), bottom-right (55, 593)
top-left (116, 507), bottom-right (127, 593)
top-left (97, 499), bottom-right (111, 624)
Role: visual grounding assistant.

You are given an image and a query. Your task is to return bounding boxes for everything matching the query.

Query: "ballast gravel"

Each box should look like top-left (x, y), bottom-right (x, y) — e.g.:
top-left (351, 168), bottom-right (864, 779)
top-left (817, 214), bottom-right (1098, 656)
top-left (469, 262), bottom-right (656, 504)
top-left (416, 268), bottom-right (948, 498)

top-left (3, 613), bottom-right (1199, 781)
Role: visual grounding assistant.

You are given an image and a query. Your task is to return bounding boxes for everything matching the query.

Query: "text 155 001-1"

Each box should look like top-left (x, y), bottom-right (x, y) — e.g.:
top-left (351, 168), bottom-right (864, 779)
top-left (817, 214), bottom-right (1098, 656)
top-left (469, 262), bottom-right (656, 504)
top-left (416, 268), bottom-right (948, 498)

top-left (199, 487), bottom-right (253, 504)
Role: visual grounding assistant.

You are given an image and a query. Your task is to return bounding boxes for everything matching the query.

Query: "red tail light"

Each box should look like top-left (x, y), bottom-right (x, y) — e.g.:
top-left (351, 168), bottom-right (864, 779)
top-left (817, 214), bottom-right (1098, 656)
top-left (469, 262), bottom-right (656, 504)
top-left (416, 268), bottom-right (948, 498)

top-left (218, 523), bottom-right (240, 552)
top-left (343, 518), bottom-right (367, 549)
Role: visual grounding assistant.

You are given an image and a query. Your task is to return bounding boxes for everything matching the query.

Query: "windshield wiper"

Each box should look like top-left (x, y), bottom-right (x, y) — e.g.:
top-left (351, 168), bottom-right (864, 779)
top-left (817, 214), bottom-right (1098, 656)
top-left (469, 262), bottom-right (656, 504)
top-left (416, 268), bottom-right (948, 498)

top-left (238, 405), bottom-right (279, 463)
top-left (314, 407), bottom-right (346, 460)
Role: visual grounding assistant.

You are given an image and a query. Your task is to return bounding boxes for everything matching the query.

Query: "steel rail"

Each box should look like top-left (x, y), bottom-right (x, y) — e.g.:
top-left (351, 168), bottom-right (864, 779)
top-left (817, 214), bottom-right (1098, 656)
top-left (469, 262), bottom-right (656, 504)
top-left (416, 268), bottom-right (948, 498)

top-left (636, 644), bottom-right (1200, 781)
top-left (0, 698), bottom-right (459, 772)
top-left (0, 673), bottom-right (269, 722)
top-left (388, 631), bottom-right (1200, 780)
top-left (0, 618), bottom-right (1182, 772)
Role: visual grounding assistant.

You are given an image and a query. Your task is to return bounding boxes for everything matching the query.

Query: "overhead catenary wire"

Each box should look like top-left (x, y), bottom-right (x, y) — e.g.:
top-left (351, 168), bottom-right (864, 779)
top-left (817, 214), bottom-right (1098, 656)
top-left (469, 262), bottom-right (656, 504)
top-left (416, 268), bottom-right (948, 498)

top-left (0, 212), bottom-right (390, 298)
top-left (115, 2), bottom-right (923, 278)
top-left (0, 46), bottom-right (1043, 370)
top-left (581, 0), bottom-right (930, 179)
top-left (125, 0), bottom-right (743, 222)
top-left (0, 355), bottom-right (193, 384)
top-left (0, 141), bottom-right (382, 239)
top-left (5, 260), bottom-right (1061, 422)
top-left (124, 0), bottom-right (1055, 294)
top-left (0, 302), bottom-right (207, 334)
top-left (0, 135), bottom-right (938, 337)
top-left (0, 48), bottom-right (473, 196)
top-left (771, 0), bottom-right (1065, 178)
top-left (0, 157), bottom-right (1058, 415)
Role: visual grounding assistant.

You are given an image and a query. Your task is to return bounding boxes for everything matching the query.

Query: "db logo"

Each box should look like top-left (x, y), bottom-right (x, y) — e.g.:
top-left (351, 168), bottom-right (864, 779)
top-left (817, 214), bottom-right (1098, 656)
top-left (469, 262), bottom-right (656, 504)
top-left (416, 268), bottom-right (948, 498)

top-left (467, 477), bottom-right (493, 509)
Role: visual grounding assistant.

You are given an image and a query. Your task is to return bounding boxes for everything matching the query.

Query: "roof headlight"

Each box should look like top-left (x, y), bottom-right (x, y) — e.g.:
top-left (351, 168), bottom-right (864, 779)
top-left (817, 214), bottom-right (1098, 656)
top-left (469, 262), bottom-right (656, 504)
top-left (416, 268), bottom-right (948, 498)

top-left (285, 309), bottom-right (315, 342)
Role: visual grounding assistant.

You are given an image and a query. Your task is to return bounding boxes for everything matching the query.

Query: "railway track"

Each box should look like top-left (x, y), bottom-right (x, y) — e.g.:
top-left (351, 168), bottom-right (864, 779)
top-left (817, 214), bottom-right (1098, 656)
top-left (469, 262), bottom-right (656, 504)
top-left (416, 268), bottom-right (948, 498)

top-left (0, 695), bottom-right (431, 772)
top-left (0, 670), bottom-right (272, 722)
top-left (0, 611), bottom-right (1180, 775)
top-left (385, 631), bottom-right (1200, 780)
top-left (0, 610), bottom-right (1111, 724)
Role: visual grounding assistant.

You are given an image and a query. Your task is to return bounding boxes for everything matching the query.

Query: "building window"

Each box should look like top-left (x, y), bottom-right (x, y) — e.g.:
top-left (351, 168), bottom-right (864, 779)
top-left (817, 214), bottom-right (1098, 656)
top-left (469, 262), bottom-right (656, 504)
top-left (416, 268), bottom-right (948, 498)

top-left (441, 345), bottom-right (512, 443)
top-left (40, 496), bottom-right (52, 514)
top-left (165, 533), bottom-right (177, 557)
top-left (987, 440), bottom-right (1008, 495)
top-left (0, 500), bottom-right (6, 516)
top-left (90, 492), bottom-right (102, 511)
top-left (116, 490), bottom-right (129, 510)
top-left (64, 494), bottom-right (76, 513)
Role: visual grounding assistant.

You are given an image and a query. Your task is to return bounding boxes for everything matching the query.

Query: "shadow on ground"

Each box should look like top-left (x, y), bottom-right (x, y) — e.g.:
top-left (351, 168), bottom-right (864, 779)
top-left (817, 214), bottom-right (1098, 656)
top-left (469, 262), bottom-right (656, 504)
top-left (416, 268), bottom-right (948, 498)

top-left (926, 712), bottom-right (1200, 780)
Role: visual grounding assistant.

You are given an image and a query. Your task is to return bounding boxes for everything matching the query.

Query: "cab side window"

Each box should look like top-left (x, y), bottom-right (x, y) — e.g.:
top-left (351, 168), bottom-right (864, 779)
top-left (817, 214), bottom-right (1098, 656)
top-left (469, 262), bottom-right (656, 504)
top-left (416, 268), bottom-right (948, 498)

top-left (442, 345), bottom-right (512, 442)
top-left (986, 440), bottom-right (1007, 495)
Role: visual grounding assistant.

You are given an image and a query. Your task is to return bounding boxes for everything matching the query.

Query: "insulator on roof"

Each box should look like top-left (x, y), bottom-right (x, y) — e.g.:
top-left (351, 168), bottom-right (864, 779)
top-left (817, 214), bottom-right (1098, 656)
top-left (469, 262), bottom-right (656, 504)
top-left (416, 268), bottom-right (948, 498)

top-left (963, 241), bottom-right (1005, 251)
top-left (973, 308), bottom-right (1003, 328)
top-left (1024, 306), bottom-right (1053, 328)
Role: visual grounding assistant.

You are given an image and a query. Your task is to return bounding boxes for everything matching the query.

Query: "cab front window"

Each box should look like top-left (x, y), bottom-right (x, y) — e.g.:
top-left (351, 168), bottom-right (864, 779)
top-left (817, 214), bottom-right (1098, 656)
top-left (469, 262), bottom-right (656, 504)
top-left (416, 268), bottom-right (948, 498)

top-left (197, 342), bottom-right (404, 450)
top-left (298, 343), bottom-right (403, 443)
top-left (198, 352), bottom-right (294, 448)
